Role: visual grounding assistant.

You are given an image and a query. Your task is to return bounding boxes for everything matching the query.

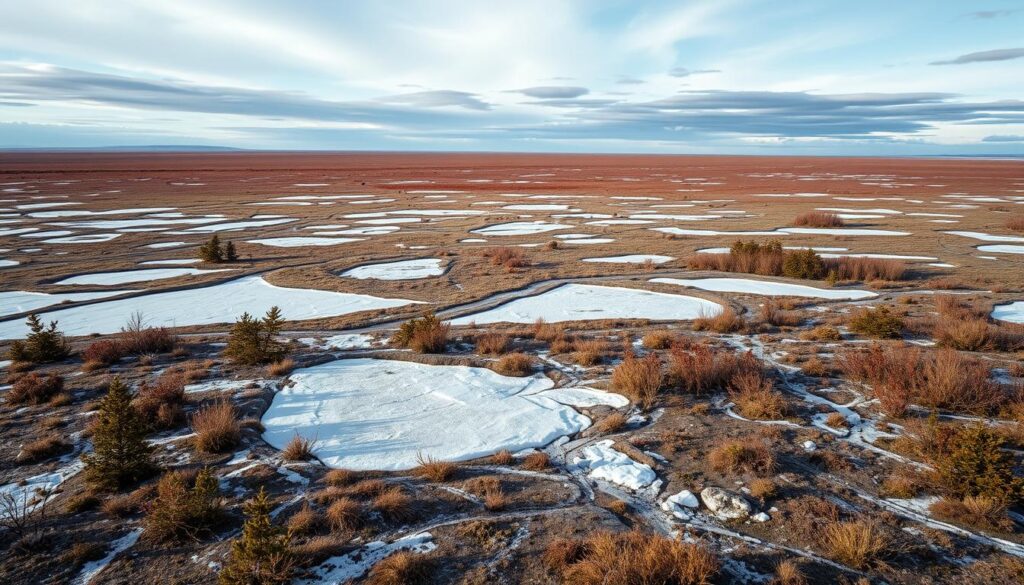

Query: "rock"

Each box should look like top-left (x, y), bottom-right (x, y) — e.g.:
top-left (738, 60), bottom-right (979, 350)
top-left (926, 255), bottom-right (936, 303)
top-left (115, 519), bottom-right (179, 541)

top-left (700, 487), bottom-right (752, 520)
top-left (802, 440), bottom-right (817, 452)
top-left (751, 512), bottom-right (770, 522)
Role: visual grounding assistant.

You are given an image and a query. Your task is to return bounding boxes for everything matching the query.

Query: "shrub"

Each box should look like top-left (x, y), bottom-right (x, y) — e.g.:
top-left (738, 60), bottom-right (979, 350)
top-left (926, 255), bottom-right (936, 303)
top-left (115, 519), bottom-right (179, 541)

top-left (225, 240), bottom-right (238, 261)
top-left (759, 300), bottom-right (801, 327)
top-left (286, 503), bottom-right (322, 535)
top-left (144, 468), bottom-right (223, 543)
top-left (365, 551), bottom-right (434, 585)
top-left (281, 434), bottom-right (316, 461)
top-left (782, 248), bottom-right (826, 280)
top-left (133, 371), bottom-right (187, 430)
top-left (481, 247), bottom-right (529, 270)
top-left (391, 312), bottom-right (449, 354)
top-left (611, 353), bottom-right (662, 409)
top-left (326, 497), bottom-right (363, 531)
top-left (848, 306), bottom-right (903, 339)
top-left (596, 412), bottom-right (628, 433)
top-left (793, 211), bottom-right (843, 228)
top-left (474, 332), bottom-right (510, 355)
top-left (709, 439), bottom-right (776, 476)
top-left (266, 358), bottom-right (295, 377)
top-left (521, 452), bottom-right (551, 471)
top-left (414, 453), bottom-right (457, 482)
top-left (801, 356), bottom-right (828, 377)
top-left (219, 487), bottom-right (295, 585)
top-left (493, 352), bottom-right (533, 376)
top-left (119, 312), bottom-right (175, 355)
top-left (728, 372), bottom-right (786, 420)
top-left (490, 449), bottom-right (514, 466)
top-left (7, 372), bottom-right (63, 405)
top-left (552, 530), bottom-right (718, 585)
top-left (641, 330), bottom-right (674, 350)
top-left (800, 325), bottom-right (841, 341)
top-left (7, 314), bottom-right (71, 364)
top-left (934, 423), bottom-right (1023, 503)
top-left (198, 234), bottom-right (225, 263)
top-left (929, 496), bottom-right (1013, 532)
top-left (572, 338), bottom-right (608, 366)
top-left (668, 345), bottom-right (761, 395)
top-left (16, 435), bottom-right (71, 464)
top-left (82, 339), bottom-right (125, 365)
top-left (224, 307), bottom-right (287, 364)
top-left (749, 478), bottom-right (778, 502)
top-left (84, 378), bottom-right (156, 490)
top-left (192, 401), bottom-right (241, 453)
top-left (1006, 216), bottom-right (1024, 232)
top-left (821, 520), bottom-right (890, 569)
top-left (835, 257), bottom-right (906, 281)
top-left (372, 488), bottom-right (416, 523)
top-left (692, 305), bottom-right (742, 333)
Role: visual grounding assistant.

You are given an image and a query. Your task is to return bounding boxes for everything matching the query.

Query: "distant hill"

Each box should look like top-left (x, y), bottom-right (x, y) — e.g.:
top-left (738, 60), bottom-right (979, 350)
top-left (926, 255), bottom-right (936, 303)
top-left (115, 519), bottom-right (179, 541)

top-left (0, 145), bottom-right (244, 152)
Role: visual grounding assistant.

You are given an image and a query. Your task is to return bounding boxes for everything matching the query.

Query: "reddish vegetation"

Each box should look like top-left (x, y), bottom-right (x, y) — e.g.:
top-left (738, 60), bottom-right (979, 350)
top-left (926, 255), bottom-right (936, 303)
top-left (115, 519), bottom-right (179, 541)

top-left (793, 211), bottom-right (844, 227)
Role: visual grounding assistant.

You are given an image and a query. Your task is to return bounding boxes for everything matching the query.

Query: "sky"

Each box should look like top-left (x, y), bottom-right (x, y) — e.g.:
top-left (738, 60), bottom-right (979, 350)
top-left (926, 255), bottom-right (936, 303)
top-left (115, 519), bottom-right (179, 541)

top-left (0, 0), bottom-right (1023, 155)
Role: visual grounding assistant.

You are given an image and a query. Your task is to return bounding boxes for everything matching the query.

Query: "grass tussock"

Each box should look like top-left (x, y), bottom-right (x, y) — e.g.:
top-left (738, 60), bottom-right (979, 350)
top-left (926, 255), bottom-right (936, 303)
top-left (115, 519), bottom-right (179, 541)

top-left (326, 497), bottom-right (364, 531)
top-left (281, 434), bottom-right (316, 461)
top-left (641, 330), bottom-right (675, 350)
top-left (571, 338), bottom-right (608, 366)
top-left (821, 520), bottom-right (890, 569)
top-left (323, 469), bottom-right (358, 487)
top-left (771, 559), bottom-right (807, 585)
top-left (800, 325), bottom-right (841, 341)
top-left (692, 305), bottom-right (743, 333)
top-left (286, 503), bottom-right (322, 535)
top-left (848, 306), bottom-right (904, 339)
top-left (365, 551), bottom-right (434, 585)
top-left (474, 332), bottom-right (510, 355)
top-left (481, 246), bottom-right (529, 271)
top-left (596, 412), bottom-right (629, 433)
top-left (16, 435), bottom-right (71, 464)
top-left (932, 297), bottom-right (1024, 351)
top-left (491, 449), bottom-right (514, 465)
top-left (133, 370), bottom-right (187, 430)
top-left (532, 319), bottom-right (566, 342)
top-left (267, 358), bottom-right (295, 377)
top-left (929, 495), bottom-right (1014, 532)
top-left (521, 452), bottom-right (551, 471)
top-left (191, 401), bottom-right (241, 453)
top-left (668, 344), bottom-right (762, 395)
top-left (372, 488), bottom-right (416, 523)
top-left (1006, 216), bottom-right (1024, 232)
top-left (611, 353), bottom-right (663, 409)
top-left (8, 372), bottom-right (63, 405)
top-left (793, 211), bottom-right (844, 228)
top-left (546, 530), bottom-right (718, 585)
top-left (728, 372), bottom-right (787, 420)
top-left (391, 313), bottom-right (449, 354)
top-left (414, 453), bottom-right (457, 482)
top-left (708, 439), bottom-right (776, 476)
top-left (759, 300), bottom-right (802, 327)
top-left (493, 352), bottom-right (533, 376)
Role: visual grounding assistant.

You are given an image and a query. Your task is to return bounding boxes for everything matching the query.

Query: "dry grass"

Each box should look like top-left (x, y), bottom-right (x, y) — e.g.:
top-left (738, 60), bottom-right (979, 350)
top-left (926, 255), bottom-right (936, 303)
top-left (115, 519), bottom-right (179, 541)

top-left (372, 488), bottom-right (416, 523)
top-left (482, 246), bottom-right (529, 271)
top-left (771, 559), bottom-right (807, 585)
top-left (16, 435), bottom-right (71, 464)
top-left (326, 497), bottom-right (364, 531)
top-left (365, 551), bottom-right (434, 585)
top-left (191, 400), bottom-right (241, 453)
top-left (824, 412), bottom-right (848, 429)
top-left (848, 306), bottom-right (904, 339)
top-left (668, 344), bottom-right (762, 395)
top-left (532, 319), bottom-right (566, 342)
top-left (611, 353), bottom-right (662, 409)
top-left (521, 452), bottom-right (551, 471)
top-left (759, 300), bottom-right (802, 327)
top-left (281, 434), bottom-right (316, 461)
top-left (641, 330), bottom-right (675, 350)
top-left (133, 370), bottom-right (187, 430)
top-left (1006, 216), bottom-right (1024, 232)
top-left (490, 449), bottom-right (514, 466)
top-left (493, 352), bottom-right (533, 376)
top-left (267, 358), bottom-right (295, 377)
top-left (929, 496), bottom-right (1013, 532)
top-left (414, 453), bottom-right (457, 482)
top-left (391, 313), bottom-right (449, 353)
top-left (483, 487), bottom-right (507, 512)
top-left (748, 478), bottom-right (777, 503)
top-left (571, 338), bottom-right (608, 366)
top-left (692, 305), bottom-right (743, 333)
top-left (474, 332), bottom-right (510, 355)
top-left (596, 412), bottom-right (628, 433)
top-left (794, 211), bottom-right (843, 227)
top-left (835, 257), bottom-right (907, 281)
top-left (708, 439), bottom-right (776, 476)
top-left (800, 356), bottom-right (829, 377)
top-left (800, 325), bottom-right (841, 341)
top-left (728, 371), bottom-right (786, 420)
top-left (323, 469), bottom-right (357, 487)
top-left (821, 520), bottom-right (890, 569)
top-left (287, 503), bottom-right (322, 535)
top-left (550, 530), bottom-right (718, 585)
top-left (7, 372), bottom-right (63, 405)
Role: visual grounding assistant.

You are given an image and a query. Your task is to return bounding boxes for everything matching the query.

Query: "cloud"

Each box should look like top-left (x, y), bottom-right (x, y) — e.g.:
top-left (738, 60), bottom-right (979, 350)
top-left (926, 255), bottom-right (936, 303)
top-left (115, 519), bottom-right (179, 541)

top-left (376, 90), bottom-right (491, 110)
top-left (982, 135), bottom-right (1024, 143)
top-left (616, 76), bottom-right (644, 85)
top-left (965, 10), bottom-right (1019, 19)
top-left (930, 47), bottom-right (1024, 65)
top-left (511, 86), bottom-right (589, 99)
top-left (668, 67), bottom-right (721, 78)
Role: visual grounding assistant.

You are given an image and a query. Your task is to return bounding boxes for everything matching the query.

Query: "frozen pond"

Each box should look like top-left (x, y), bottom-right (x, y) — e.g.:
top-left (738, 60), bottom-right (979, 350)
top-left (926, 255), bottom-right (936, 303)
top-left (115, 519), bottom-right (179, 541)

top-left (582, 254), bottom-right (675, 264)
top-left (261, 358), bottom-right (590, 470)
top-left (977, 244), bottom-right (1024, 254)
top-left (0, 290), bottom-right (133, 317)
top-left (55, 267), bottom-right (234, 286)
top-left (0, 275), bottom-right (418, 339)
top-left (341, 258), bottom-right (444, 280)
top-left (651, 277), bottom-right (877, 300)
top-left (450, 284), bottom-right (722, 325)
top-left (992, 302), bottom-right (1024, 324)
top-left (470, 221), bottom-right (570, 236)
top-left (246, 237), bottom-right (363, 247)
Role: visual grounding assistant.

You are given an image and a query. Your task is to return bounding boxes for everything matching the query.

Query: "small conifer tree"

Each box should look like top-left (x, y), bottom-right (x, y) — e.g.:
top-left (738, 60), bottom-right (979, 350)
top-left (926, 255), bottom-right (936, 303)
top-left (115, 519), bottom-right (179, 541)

top-left (219, 487), bottom-right (294, 585)
top-left (84, 377), bottom-right (157, 490)
top-left (224, 307), bottom-right (287, 365)
top-left (936, 423), bottom-right (1023, 503)
top-left (144, 467), bottom-right (222, 542)
top-left (7, 314), bottom-right (71, 363)
top-left (198, 234), bottom-right (224, 263)
top-left (225, 240), bottom-right (238, 262)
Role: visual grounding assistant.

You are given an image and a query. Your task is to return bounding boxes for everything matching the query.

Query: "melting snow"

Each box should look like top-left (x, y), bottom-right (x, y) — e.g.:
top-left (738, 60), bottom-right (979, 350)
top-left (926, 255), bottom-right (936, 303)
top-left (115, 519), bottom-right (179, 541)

top-left (341, 258), bottom-right (444, 280)
top-left (652, 277), bottom-right (876, 300)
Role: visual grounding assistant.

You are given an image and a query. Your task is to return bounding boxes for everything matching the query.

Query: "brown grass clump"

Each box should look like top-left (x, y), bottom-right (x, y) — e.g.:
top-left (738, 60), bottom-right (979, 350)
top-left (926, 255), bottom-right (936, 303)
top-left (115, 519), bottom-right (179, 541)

top-left (728, 371), bottom-right (786, 420)
top-left (281, 434), bottom-right (316, 461)
top-left (482, 246), bottom-right (529, 271)
top-left (668, 344), bottom-right (761, 395)
top-left (414, 453), bottom-right (457, 482)
top-left (692, 305), bottom-right (742, 333)
top-left (793, 211), bottom-right (844, 228)
top-left (771, 559), bottom-right (807, 585)
top-left (551, 530), bottom-right (719, 585)
top-left (474, 332), bottom-right (510, 355)
top-left (16, 435), bottom-right (71, 464)
top-left (8, 372), bottom-right (63, 405)
top-left (532, 319), bottom-right (566, 342)
top-left (118, 313), bottom-right (176, 355)
top-left (824, 412), bottom-right (848, 429)
top-left (323, 469), bottom-right (357, 487)
top-left (326, 497), bottom-right (364, 531)
top-left (365, 551), bottom-right (434, 585)
top-left (372, 488), bottom-right (417, 523)
top-left (1006, 216), bottom-right (1024, 232)
top-left (848, 306), bottom-right (904, 339)
top-left (521, 452), bottom-right (551, 471)
top-left (391, 313), bottom-right (449, 354)
top-left (490, 449), bottom-right (514, 465)
top-left (287, 503), bottom-right (322, 535)
top-left (836, 257), bottom-right (907, 281)
top-left (191, 401), bottom-right (241, 453)
top-left (345, 479), bottom-right (388, 498)
top-left (759, 300), bottom-right (802, 327)
top-left (82, 339), bottom-right (125, 366)
top-left (800, 356), bottom-right (829, 377)
top-left (572, 338), bottom-right (608, 366)
top-left (708, 439), bottom-right (776, 476)
top-left (611, 353), bottom-right (663, 409)
top-left (929, 496), bottom-right (1013, 532)
top-left (483, 487), bottom-right (507, 511)
top-left (821, 520), bottom-right (890, 569)
top-left (800, 325), bottom-right (841, 342)
top-left (267, 358), bottom-right (295, 377)
top-left (493, 352), bottom-right (533, 376)
top-left (749, 478), bottom-right (778, 503)
top-left (133, 371), bottom-right (187, 430)
top-left (642, 330), bottom-right (675, 350)
top-left (596, 412), bottom-right (628, 434)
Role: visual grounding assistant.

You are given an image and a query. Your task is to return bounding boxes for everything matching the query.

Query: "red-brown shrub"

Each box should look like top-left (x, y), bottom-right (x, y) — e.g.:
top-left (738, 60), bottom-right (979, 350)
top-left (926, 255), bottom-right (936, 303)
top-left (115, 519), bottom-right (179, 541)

top-left (793, 211), bottom-right (844, 228)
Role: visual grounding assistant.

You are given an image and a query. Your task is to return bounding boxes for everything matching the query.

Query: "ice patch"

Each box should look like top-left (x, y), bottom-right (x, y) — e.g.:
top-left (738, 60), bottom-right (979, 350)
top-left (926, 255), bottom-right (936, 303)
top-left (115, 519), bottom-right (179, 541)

top-left (471, 221), bottom-right (570, 236)
top-left (572, 440), bottom-right (656, 490)
top-left (652, 277), bottom-right (876, 300)
top-left (582, 254), bottom-right (674, 264)
top-left (992, 301), bottom-right (1024, 324)
top-left (55, 267), bottom-right (233, 286)
top-left (341, 258), bottom-right (444, 280)
top-left (246, 237), bottom-right (363, 247)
